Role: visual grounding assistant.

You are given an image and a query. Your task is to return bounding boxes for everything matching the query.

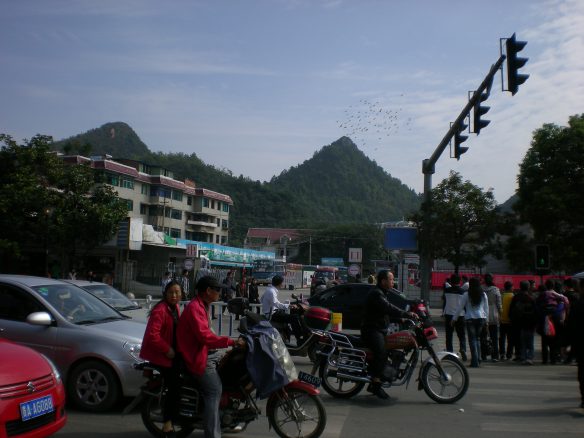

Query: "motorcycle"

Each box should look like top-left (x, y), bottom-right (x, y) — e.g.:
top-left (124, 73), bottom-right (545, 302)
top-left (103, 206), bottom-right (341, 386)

top-left (269, 293), bottom-right (332, 362)
top-left (130, 299), bottom-right (327, 438)
top-left (317, 319), bottom-right (469, 403)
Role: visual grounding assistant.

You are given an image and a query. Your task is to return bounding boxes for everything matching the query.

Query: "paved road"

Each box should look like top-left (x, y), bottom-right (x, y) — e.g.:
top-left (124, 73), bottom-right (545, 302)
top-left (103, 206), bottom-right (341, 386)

top-left (57, 306), bottom-right (583, 438)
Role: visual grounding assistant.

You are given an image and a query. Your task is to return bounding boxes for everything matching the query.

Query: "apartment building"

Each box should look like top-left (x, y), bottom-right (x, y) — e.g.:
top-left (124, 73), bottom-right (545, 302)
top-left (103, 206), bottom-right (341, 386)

top-left (63, 155), bottom-right (232, 245)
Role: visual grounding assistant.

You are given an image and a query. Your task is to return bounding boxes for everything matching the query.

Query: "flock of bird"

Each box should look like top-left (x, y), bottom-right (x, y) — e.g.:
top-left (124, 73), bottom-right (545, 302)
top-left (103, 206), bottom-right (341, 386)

top-left (337, 98), bottom-right (413, 152)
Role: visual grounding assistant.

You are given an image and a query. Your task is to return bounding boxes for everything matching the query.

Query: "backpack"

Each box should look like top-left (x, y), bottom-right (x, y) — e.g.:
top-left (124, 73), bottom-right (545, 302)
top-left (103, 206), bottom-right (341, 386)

top-left (514, 298), bottom-right (535, 321)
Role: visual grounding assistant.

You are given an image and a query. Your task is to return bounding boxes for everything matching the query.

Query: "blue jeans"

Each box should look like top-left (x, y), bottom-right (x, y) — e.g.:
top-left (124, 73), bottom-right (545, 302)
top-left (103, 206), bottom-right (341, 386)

top-left (466, 319), bottom-right (486, 367)
top-left (193, 352), bottom-right (222, 438)
top-left (520, 328), bottom-right (535, 361)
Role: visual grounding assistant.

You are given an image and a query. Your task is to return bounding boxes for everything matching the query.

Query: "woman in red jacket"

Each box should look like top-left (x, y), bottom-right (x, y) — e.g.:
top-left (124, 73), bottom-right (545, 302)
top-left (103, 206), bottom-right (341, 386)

top-left (140, 280), bottom-right (182, 437)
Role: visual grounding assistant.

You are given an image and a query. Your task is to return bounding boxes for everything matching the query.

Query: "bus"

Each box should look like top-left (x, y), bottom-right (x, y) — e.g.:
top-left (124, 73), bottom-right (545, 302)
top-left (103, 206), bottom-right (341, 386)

top-left (251, 259), bottom-right (285, 286)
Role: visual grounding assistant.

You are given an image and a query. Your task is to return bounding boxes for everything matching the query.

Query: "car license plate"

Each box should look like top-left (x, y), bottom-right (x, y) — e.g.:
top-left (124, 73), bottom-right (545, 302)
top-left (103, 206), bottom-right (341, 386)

top-left (298, 371), bottom-right (321, 388)
top-left (20, 395), bottom-right (54, 421)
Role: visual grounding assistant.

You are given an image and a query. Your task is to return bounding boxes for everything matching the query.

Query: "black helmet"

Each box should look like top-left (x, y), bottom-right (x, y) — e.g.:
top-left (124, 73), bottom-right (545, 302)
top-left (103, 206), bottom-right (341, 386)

top-left (272, 275), bottom-right (284, 286)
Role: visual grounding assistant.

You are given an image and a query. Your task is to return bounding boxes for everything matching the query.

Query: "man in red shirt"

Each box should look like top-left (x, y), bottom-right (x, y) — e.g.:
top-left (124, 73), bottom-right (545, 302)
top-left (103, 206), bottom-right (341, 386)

top-left (177, 276), bottom-right (241, 438)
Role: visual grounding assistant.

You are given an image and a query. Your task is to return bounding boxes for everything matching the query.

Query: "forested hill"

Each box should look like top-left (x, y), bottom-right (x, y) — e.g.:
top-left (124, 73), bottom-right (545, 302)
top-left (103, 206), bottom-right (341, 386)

top-left (53, 122), bottom-right (421, 244)
top-left (271, 137), bottom-right (420, 223)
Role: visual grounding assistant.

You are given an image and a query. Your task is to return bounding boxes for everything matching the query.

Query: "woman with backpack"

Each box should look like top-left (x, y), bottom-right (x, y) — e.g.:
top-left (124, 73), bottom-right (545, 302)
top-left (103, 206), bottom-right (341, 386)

top-left (509, 280), bottom-right (538, 365)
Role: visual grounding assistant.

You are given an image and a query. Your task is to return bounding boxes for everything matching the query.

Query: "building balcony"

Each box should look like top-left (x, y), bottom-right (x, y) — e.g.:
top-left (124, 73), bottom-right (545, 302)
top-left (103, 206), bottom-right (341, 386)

top-left (187, 220), bottom-right (217, 228)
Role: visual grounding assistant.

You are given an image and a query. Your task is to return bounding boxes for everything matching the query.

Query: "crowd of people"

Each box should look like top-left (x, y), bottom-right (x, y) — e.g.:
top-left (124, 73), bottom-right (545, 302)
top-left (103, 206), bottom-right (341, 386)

top-left (443, 273), bottom-right (584, 408)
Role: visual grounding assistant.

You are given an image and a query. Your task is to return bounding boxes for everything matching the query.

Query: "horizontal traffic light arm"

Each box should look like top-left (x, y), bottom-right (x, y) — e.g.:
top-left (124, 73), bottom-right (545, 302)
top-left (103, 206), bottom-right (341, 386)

top-left (423, 54), bottom-right (505, 174)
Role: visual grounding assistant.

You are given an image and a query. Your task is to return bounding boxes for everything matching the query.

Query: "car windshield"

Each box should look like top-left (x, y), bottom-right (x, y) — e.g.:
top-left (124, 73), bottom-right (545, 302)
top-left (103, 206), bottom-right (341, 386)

top-left (316, 272), bottom-right (334, 280)
top-left (81, 284), bottom-right (140, 311)
top-left (33, 284), bottom-right (124, 324)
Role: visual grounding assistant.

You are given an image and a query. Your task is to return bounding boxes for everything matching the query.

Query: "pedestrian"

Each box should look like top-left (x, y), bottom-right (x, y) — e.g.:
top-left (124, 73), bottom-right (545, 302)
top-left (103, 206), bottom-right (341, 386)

top-left (180, 269), bottom-right (190, 300)
top-left (139, 280), bottom-right (182, 437)
top-left (561, 278), bottom-right (579, 364)
top-left (570, 279), bottom-right (584, 408)
top-left (451, 277), bottom-right (488, 368)
top-left (509, 280), bottom-right (537, 364)
top-left (535, 279), bottom-right (567, 364)
top-left (461, 275), bottom-right (469, 292)
top-left (248, 277), bottom-right (259, 304)
top-left (483, 273), bottom-right (502, 362)
top-left (161, 271), bottom-right (172, 293)
top-left (177, 276), bottom-right (244, 438)
top-left (442, 274), bottom-right (467, 361)
top-left (221, 271), bottom-right (236, 314)
top-left (499, 281), bottom-right (516, 361)
top-left (67, 269), bottom-right (77, 280)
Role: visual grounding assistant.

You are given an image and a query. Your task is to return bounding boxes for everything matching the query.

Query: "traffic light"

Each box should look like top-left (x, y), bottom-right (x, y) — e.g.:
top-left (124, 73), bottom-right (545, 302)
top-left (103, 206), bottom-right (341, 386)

top-left (506, 33), bottom-right (529, 95)
top-left (535, 244), bottom-right (550, 270)
top-left (453, 119), bottom-right (469, 160)
top-left (473, 90), bottom-right (490, 134)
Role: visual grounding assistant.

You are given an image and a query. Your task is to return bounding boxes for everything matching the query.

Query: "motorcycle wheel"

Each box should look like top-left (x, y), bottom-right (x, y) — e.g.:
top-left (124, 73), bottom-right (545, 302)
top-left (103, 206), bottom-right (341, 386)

top-left (420, 356), bottom-right (469, 404)
top-left (267, 388), bottom-right (326, 438)
top-left (318, 356), bottom-right (365, 399)
top-left (141, 393), bottom-right (195, 438)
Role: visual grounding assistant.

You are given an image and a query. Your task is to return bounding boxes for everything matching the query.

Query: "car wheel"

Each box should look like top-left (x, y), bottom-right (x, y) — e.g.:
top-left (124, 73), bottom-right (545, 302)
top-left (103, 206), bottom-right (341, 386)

top-left (68, 360), bottom-right (120, 412)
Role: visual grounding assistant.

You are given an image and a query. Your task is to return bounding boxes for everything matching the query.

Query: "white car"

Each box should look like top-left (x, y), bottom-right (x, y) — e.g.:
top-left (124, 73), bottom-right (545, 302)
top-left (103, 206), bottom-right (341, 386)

top-left (0, 275), bottom-right (146, 412)
top-left (64, 280), bottom-right (148, 322)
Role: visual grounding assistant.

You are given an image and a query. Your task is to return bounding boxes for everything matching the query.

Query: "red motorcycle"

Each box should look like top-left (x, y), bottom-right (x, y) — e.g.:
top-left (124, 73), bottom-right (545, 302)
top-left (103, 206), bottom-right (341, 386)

top-left (317, 319), bottom-right (469, 403)
top-left (130, 302), bottom-right (327, 438)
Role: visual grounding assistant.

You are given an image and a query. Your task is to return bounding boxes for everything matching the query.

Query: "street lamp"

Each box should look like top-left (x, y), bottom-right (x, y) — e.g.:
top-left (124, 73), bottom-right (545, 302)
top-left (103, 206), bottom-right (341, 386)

top-left (43, 207), bottom-right (54, 277)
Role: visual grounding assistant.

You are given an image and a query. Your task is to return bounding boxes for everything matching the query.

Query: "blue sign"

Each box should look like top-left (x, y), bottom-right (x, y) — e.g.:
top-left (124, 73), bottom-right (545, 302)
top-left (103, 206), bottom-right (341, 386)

top-left (384, 227), bottom-right (417, 251)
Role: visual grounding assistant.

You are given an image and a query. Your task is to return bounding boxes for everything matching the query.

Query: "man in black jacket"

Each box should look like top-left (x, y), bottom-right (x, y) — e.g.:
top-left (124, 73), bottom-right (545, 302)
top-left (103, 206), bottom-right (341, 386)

top-left (361, 270), bottom-right (417, 399)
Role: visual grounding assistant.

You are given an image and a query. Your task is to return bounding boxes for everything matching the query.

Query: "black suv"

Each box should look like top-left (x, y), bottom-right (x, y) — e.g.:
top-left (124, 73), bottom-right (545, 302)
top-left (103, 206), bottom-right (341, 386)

top-left (307, 283), bottom-right (432, 330)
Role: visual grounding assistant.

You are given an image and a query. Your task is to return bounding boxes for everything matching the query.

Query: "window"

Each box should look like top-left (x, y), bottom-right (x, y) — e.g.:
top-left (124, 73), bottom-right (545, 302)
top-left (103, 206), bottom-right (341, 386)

top-left (215, 234), bottom-right (220, 243)
top-left (216, 218), bottom-right (221, 226)
top-left (106, 173), bottom-right (119, 186)
top-left (221, 236), bottom-right (227, 244)
top-left (172, 190), bottom-right (183, 202)
top-left (149, 205), bottom-right (161, 216)
top-left (170, 228), bottom-right (181, 238)
top-left (150, 186), bottom-right (171, 198)
top-left (140, 203), bottom-right (147, 215)
top-left (123, 199), bottom-right (133, 211)
top-left (211, 200), bottom-right (215, 209)
top-left (185, 231), bottom-right (193, 240)
top-left (171, 209), bottom-right (182, 220)
top-left (217, 201), bottom-right (221, 210)
top-left (121, 178), bottom-right (134, 189)
top-left (141, 184), bottom-right (149, 195)
top-left (222, 203), bottom-right (229, 213)
top-left (222, 219), bottom-right (228, 229)
top-left (187, 196), bottom-right (192, 206)
top-left (164, 207), bottom-right (171, 218)
top-left (203, 198), bottom-right (209, 208)
top-left (0, 284), bottom-right (45, 321)
top-left (163, 227), bottom-right (170, 235)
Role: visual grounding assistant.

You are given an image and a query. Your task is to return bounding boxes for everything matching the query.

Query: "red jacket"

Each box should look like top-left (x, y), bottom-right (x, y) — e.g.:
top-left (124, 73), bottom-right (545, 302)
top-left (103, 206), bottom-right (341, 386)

top-left (140, 301), bottom-right (180, 368)
top-left (177, 296), bottom-right (234, 376)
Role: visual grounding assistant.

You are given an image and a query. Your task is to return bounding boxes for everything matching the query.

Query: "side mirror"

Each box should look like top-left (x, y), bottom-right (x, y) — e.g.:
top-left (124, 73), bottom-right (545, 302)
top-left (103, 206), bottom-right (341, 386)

top-left (26, 311), bottom-right (53, 326)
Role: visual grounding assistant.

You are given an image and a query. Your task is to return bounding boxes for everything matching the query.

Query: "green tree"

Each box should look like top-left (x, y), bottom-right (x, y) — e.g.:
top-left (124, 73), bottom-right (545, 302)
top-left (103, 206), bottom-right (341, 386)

top-left (411, 171), bottom-right (500, 273)
top-left (0, 134), bottom-right (128, 273)
top-left (514, 114), bottom-right (584, 272)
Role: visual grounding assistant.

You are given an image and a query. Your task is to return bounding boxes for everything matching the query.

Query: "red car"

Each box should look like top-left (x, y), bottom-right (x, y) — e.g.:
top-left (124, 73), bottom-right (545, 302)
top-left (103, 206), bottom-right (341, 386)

top-left (0, 339), bottom-right (67, 437)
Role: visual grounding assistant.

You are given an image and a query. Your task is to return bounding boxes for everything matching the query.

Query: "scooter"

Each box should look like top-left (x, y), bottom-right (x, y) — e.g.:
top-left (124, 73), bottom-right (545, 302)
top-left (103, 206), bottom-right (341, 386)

top-left (269, 293), bottom-right (332, 362)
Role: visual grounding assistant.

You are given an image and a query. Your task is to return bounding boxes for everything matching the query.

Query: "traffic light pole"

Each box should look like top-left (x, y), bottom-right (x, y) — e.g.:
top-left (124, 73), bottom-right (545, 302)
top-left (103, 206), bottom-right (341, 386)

top-left (419, 55), bottom-right (505, 303)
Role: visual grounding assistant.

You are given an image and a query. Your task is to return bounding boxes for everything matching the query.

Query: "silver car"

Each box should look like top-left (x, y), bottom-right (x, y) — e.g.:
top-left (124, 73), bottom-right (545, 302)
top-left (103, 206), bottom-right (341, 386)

top-left (0, 275), bottom-right (146, 412)
top-left (63, 280), bottom-right (148, 322)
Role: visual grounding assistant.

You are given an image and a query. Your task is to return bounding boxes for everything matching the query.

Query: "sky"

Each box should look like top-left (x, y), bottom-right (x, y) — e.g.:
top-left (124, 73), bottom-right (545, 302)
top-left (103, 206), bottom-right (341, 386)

top-left (1, 0), bottom-right (583, 204)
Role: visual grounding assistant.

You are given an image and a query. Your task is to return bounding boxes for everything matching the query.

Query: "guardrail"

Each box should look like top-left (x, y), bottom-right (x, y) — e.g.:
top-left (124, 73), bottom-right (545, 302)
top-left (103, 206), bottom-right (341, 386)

top-left (133, 298), bottom-right (262, 338)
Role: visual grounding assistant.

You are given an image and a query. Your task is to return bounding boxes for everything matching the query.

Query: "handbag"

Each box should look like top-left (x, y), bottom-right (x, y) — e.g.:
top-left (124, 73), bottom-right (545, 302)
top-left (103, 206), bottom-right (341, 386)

top-left (543, 315), bottom-right (556, 337)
